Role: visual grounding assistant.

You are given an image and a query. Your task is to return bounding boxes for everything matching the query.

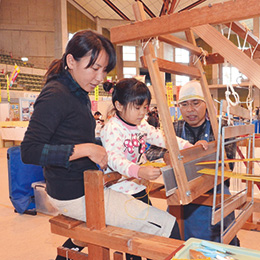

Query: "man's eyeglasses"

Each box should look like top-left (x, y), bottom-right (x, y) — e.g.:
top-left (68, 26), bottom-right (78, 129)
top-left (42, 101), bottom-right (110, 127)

top-left (179, 100), bottom-right (203, 109)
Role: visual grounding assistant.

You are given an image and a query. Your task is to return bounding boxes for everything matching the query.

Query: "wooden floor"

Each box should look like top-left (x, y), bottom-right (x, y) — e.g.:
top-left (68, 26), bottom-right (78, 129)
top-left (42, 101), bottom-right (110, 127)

top-left (1, 146), bottom-right (260, 260)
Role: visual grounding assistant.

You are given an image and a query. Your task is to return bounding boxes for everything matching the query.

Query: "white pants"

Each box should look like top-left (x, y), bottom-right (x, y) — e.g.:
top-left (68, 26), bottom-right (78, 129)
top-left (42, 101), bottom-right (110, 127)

top-left (48, 188), bottom-right (175, 238)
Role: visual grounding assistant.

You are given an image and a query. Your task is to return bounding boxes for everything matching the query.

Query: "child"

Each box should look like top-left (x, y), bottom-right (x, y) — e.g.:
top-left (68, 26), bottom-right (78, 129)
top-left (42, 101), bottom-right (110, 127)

top-left (100, 78), bottom-right (199, 260)
top-left (101, 78), bottom-right (196, 196)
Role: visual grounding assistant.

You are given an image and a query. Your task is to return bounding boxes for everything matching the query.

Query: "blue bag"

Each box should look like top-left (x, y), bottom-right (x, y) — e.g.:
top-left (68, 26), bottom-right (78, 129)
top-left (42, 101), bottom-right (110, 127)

top-left (7, 146), bottom-right (44, 214)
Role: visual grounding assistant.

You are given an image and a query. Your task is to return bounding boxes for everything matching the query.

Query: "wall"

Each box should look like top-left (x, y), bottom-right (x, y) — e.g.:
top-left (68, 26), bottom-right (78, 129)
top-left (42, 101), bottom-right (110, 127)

top-left (67, 1), bottom-right (96, 34)
top-left (0, 0), bottom-right (66, 69)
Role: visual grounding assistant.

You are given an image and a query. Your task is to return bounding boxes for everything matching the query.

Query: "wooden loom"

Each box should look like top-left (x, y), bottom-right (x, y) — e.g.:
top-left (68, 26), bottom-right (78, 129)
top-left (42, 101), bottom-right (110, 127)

top-left (49, 0), bottom-right (260, 259)
top-left (110, 0), bottom-right (260, 243)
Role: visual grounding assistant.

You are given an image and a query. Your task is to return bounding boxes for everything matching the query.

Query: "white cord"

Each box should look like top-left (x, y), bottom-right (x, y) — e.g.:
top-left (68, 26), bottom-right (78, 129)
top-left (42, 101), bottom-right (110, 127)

top-left (141, 37), bottom-right (152, 53)
top-left (227, 22), bottom-right (232, 40)
top-left (225, 83), bottom-right (240, 125)
top-left (193, 48), bottom-right (208, 65)
top-left (152, 37), bottom-right (159, 56)
top-left (251, 40), bottom-right (260, 59)
top-left (242, 30), bottom-right (249, 51)
top-left (225, 84), bottom-right (240, 106)
top-left (246, 84), bottom-right (254, 123)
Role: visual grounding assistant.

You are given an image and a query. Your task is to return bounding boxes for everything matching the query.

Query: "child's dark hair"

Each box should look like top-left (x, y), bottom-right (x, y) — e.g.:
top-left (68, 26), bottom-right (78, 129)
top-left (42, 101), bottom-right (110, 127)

top-left (94, 111), bottom-right (102, 117)
top-left (45, 30), bottom-right (116, 83)
top-left (103, 78), bottom-right (151, 109)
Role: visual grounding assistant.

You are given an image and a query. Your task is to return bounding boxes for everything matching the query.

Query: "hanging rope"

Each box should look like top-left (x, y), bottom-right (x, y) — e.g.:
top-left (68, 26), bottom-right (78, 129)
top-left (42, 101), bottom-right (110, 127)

top-left (141, 37), bottom-right (160, 57)
top-left (152, 37), bottom-right (159, 57)
top-left (141, 37), bottom-right (153, 53)
top-left (225, 84), bottom-right (240, 106)
top-left (242, 30), bottom-right (249, 52)
top-left (251, 40), bottom-right (260, 59)
top-left (225, 83), bottom-right (240, 125)
top-left (193, 47), bottom-right (208, 65)
top-left (236, 34), bottom-right (241, 49)
top-left (246, 84), bottom-right (254, 123)
top-left (227, 22), bottom-right (232, 40)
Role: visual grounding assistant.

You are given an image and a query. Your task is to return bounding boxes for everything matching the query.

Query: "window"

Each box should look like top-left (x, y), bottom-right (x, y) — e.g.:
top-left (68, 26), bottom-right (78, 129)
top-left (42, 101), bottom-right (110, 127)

top-left (123, 46), bottom-right (136, 61)
top-left (222, 65), bottom-right (247, 85)
top-left (175, 48), bottom-right (190, 63)
top-left (123, 67), bottom-right (137, 78)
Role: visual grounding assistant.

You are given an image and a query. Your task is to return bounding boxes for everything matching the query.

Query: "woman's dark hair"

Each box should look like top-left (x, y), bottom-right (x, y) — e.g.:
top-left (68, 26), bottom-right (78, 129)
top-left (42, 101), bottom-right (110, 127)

top-left (104, 78), bottom-right (151, 109)
top-left (45, 30), bottom-right (116, 83)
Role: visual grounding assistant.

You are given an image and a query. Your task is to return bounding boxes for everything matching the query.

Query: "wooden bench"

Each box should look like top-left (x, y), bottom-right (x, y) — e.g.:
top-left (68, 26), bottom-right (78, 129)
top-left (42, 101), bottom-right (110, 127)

top-left (49, 170), bottom-right (184, 260)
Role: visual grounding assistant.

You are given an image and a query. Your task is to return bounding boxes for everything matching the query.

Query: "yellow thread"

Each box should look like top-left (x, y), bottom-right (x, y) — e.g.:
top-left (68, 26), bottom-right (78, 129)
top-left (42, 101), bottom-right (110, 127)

top-left (198, 168), bottom-right (260, 182)
top-left (124, 183), bottom-right (154, 220)
top-left (141, 161), bottom-right (166, 168)
top-left (196, 158), bottom-right (260, 165)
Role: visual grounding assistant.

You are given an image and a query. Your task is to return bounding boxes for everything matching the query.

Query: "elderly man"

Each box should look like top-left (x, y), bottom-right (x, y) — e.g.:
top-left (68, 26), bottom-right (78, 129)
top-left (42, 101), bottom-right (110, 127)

top-left (146, 80), bottom-right (239, 245)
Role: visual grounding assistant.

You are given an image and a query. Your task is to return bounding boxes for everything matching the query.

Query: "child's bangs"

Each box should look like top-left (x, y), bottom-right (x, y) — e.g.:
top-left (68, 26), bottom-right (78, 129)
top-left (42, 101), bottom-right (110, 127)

top-left (131, 87), bottom-right (151, 106)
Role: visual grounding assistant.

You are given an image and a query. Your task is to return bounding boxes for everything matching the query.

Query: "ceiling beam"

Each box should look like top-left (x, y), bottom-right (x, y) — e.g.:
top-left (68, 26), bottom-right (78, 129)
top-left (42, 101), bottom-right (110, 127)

top-left (178, 0), bottom-right (206, 12)
top-left (135, 0), bottom-right (156, 18)
top-left (103, 0), bottom-right (130, 21)
top-left (168, 0), bottom-right (178, 14)
top-left (159, 0), bottom-right (170, 16)
top-left (111, 0), bottom-right (260, 44)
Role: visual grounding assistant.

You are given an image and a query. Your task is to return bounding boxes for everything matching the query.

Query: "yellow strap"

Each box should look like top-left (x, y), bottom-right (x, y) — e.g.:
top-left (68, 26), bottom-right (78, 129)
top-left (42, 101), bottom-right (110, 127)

top-left (198, 168), bottom-right (260, 182)
top-left (196, 158), bottom-right (260, 165)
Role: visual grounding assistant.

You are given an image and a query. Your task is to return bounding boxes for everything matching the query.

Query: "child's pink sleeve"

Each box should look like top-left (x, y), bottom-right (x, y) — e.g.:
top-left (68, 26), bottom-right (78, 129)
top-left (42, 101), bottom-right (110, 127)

top-left (128, 164), bottom-right (140, 179)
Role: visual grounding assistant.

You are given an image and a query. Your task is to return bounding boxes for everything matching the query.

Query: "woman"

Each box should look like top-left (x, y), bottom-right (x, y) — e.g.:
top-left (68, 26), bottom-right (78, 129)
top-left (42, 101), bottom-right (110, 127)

top-left (21, 30), bottom-right (180, 260)
top-left (21, 30), bottom-right (116, 259)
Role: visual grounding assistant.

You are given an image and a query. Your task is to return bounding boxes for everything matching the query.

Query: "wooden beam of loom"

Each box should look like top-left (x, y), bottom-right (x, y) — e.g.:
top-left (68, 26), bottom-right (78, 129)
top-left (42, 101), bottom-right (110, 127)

top-left (183, 29), bottom-right (220, 145)
top-left (223, 124), bottom-right (255, 139)
top-left (222, 99), bottom-right (251, 119)
top-left (57, 246), bottom-right (88, 260)
top-left (158, 35), bottom-right (202, 55)
top-left (50, 170), bottom-right (185, 260)
top-left (84, 170), bottom-right (108, 258)
top-left (162, 142), bottom-right (225, 206)
top-left (206, 53), bottom-right (224, 65)
top-left (206, 51), bottom-right (260, 65)
top-left (192, 24), bottom-right (260, 89)
top-left (50, 218), bottom-right (184, 260)
top-left (225, 21), bottom-right (260, 52)
top-left (223, 202), bottom-right (254, 244)
top-left (244, 49), bottom-right (260, 59)
top-left (212, 192), bottom-right (248, 225)
top-left (133, 1), bottom-right (192, 205)
top-left (110, 0), bottom-right (260, 44)
top-left (140, 56), bottom-right (201, 78)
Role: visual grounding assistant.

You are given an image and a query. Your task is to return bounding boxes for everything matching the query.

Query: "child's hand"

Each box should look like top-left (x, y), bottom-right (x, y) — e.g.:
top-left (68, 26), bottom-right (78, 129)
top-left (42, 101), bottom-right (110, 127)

top-left (194, 140), bottom-right (208, 150)
top-left (138, 166), bottom-right (161, 180)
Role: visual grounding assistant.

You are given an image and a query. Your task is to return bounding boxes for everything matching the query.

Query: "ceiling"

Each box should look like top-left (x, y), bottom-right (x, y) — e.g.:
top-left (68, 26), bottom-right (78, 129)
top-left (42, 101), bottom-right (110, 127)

top-left (72, 0), bottom-right (252, 30)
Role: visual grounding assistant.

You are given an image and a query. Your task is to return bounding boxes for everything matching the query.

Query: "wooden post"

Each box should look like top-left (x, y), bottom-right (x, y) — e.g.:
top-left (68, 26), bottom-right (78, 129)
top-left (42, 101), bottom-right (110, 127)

top-left (84, 170), bottom-right (109, 259)
top-left (133, 1), bottom-right (192, 205)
